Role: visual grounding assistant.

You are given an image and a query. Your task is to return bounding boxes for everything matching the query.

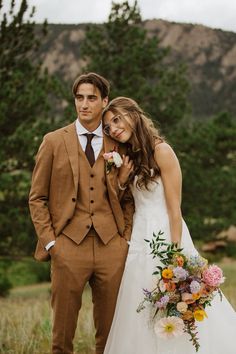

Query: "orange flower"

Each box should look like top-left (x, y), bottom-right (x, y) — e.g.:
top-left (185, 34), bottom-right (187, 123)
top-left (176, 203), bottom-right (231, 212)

top-left (162, 268), bottom-right (173, 279)
top-left (201, 284), bottom-right (212, 296)
top-left (172, 254), bottom-right (185, 267)
top-left (181, 310), bottom-right (194, 321)
top-left (165, 281), bottom-right (176, 292)
top-left (176, 256), bottom-right (184, 267)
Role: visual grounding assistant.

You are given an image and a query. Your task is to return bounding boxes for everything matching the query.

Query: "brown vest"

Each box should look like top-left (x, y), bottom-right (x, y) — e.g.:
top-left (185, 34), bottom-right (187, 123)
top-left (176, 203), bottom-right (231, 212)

top-left (63, 140), bottom-right (118, 244)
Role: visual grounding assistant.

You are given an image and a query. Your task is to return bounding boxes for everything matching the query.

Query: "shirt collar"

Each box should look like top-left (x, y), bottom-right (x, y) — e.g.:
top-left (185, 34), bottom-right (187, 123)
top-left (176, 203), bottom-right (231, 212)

top-left (76, 118), bottom-right (103, 137)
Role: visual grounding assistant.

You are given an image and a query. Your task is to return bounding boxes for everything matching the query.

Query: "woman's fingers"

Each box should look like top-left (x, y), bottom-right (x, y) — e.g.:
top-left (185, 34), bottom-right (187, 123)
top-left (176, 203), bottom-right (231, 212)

top-left (122, 155), bottom-right (129, 165)
top-left (122, 155), bottom-right (133, 169)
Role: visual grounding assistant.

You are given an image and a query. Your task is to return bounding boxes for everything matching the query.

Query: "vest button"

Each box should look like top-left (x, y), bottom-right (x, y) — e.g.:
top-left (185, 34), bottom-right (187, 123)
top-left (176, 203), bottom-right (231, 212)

top-left (72, 198), bottom-right (76, 202)
top-left (91, 212), bottom-right (94, 216)
top-left (90, 187), bottom-right (94, 190)
top-left (90, 200), bottom-right (94, 203)
top-left (86, 225), bottom-right (90, 229)
top-left (90, 174), bottom-right (94, 177)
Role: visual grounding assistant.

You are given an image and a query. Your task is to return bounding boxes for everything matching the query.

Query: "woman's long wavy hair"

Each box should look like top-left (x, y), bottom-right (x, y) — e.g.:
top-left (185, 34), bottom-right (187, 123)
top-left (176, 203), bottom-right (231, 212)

top-left (102, 97), bottom-right (165, 190)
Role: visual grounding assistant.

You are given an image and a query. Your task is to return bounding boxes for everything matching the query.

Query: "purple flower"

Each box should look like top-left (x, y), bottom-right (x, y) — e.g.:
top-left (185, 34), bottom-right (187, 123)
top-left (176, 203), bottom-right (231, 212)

top-left (143, 288), bottom-right (152, 299)
top-left (190, 280), bottom-right (201, 294)
top-left (188, 255), bottom-right (208, 269)
top-left (156, 295), bottom-right (170, 309)
top-left (173, 267), bottom-right (189, 281)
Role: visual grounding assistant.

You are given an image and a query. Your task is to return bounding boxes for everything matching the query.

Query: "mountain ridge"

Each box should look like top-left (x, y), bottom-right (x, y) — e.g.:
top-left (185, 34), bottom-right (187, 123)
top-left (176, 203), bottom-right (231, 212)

top-left (38, 19), bottom-right (236, 118)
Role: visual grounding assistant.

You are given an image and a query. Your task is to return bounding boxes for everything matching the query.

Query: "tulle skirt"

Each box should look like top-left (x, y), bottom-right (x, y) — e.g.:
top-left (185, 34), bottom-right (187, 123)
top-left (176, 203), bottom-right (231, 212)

top-left (104, 220), bottom-right (236, 354)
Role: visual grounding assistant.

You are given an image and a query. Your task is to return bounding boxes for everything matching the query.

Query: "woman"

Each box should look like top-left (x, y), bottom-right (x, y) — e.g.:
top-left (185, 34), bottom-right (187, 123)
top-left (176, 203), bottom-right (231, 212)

top-left (102, 97), bottom-right (236, 354)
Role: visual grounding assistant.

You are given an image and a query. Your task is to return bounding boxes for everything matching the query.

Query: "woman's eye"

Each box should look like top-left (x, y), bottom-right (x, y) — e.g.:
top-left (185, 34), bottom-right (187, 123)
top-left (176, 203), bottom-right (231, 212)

top-left (113, 117), bottom-right (120, 124)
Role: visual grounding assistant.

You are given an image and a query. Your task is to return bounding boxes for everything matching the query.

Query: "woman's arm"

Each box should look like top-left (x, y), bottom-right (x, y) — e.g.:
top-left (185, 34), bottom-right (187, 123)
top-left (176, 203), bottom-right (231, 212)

top-left (154, 142), bottom-right (182, 245)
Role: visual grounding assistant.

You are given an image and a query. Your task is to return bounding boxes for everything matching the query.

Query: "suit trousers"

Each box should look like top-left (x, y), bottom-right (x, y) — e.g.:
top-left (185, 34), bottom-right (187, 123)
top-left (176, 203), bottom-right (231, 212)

top-left (50, 230), bottom-right (129, 354)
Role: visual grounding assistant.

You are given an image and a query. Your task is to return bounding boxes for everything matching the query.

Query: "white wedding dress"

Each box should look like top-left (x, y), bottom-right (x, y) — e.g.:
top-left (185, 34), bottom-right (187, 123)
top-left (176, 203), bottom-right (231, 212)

top-left (104, 177), bottom-right (236, 354)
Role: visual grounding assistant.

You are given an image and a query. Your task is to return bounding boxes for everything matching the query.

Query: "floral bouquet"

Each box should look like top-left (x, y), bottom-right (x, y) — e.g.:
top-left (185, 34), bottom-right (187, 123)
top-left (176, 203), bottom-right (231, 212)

top-left (137, 231), bottom-right (225, 352)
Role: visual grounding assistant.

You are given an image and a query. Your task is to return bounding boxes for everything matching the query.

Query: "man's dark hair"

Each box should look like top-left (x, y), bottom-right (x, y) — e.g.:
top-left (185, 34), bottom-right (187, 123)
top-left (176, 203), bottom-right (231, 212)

top-left (72, 72), bottom-right (110, 99)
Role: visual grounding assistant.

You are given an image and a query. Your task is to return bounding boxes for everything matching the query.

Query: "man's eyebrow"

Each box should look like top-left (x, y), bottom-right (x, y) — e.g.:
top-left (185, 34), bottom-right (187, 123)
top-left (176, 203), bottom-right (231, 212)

top-left (88, 94), bottom-right (98, 98)
top-left (75, 93), bottom-right (98, 98)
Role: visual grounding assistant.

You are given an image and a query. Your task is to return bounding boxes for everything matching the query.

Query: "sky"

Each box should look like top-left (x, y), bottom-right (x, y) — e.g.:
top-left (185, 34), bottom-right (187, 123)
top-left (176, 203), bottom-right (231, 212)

top-left (2, 0), bottom-right (236, 33)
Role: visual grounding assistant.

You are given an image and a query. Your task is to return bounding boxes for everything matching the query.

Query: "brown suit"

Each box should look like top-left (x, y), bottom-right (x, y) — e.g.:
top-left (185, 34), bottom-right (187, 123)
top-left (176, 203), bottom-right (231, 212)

top-left (29, 122), bottom-right (134, 354)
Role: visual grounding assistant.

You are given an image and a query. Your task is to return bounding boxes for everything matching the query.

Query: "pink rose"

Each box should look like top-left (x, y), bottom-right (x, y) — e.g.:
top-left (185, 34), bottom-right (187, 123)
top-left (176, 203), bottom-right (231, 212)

top-left (103, 152), bottom-right (114, 160)
top-left (181, 292), bottom-right (195, 304)
top-left (202, 265), bottom-right (225, 287)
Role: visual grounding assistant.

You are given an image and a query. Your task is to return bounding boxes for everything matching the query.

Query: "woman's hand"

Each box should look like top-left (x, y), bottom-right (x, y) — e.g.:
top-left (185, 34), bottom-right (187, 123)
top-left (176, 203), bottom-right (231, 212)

top-left (118, 155), bottom-right (134, 186)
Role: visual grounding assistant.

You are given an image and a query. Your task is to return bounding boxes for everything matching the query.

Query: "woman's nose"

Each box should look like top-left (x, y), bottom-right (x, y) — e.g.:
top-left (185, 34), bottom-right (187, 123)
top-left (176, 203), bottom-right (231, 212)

top-left (110, 124), bottom-right (119, 135)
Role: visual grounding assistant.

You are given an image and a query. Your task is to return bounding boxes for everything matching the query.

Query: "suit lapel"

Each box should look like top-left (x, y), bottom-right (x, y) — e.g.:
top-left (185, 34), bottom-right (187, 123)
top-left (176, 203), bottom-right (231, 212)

top-left (63, 122), bottom-right (79, 194)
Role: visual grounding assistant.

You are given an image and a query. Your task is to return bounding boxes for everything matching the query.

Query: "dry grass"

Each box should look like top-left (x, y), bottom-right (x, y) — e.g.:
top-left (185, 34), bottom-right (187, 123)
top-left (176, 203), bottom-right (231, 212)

top-left (0, 283), bottom-right (95, 354)
top-left (217, 259), bottom-right (236, 309)
top-left (1, 260), bottom-right (236, 354)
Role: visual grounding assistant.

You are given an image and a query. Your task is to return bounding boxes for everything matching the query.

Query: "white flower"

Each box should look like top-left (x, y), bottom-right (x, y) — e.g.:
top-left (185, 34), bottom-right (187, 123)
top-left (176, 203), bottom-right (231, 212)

top-left (159, 279), bottom-right (166, 293)
top-left (112, 151), bottom-right (123, 168)
top-left (154, 316), bottom-right (184, 339)
top-left (176, 301), bottom-right (188, 313)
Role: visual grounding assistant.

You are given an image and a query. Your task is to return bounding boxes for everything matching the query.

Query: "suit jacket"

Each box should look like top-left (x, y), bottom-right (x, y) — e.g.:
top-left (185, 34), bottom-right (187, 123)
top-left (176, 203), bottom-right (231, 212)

top-left (29, 122), bottom-right (134, 261)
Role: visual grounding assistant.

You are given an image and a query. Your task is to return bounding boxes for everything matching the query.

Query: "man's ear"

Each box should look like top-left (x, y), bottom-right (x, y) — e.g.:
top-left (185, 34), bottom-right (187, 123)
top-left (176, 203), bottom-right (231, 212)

top-left (102, 96), bottom-right (109, 108)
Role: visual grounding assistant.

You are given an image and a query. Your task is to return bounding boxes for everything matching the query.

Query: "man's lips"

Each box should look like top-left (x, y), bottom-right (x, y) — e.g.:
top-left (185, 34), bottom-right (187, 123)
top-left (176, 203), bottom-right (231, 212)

top-left (80, 111), bottom-right (90, 115)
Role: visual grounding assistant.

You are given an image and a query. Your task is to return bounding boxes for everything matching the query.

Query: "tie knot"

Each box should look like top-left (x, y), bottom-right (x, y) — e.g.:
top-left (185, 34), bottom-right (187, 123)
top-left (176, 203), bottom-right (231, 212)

top-left (84, 133), bottom-right (95, 143)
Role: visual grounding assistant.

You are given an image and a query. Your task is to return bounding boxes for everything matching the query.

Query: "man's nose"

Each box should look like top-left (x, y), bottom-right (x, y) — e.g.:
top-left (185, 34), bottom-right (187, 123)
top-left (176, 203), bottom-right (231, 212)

top-left (81, 98), bottom-right (88, 108)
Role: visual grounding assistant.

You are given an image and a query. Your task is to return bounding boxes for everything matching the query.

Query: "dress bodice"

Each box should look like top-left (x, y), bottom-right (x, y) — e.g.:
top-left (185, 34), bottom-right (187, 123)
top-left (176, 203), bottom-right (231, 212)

top-left (131, 176), bottom-right (168, 219)
top-left (129, 177), bottom-right (170, 249)
top-left (129, 176), bottom-right (197, 254)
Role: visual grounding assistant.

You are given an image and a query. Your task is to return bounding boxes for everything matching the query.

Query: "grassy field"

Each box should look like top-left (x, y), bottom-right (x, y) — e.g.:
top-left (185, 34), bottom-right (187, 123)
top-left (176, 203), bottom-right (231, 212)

top-left (0, 283), bottom-right (95, 354)
top-left (1, 261), bottom-right (236, 354)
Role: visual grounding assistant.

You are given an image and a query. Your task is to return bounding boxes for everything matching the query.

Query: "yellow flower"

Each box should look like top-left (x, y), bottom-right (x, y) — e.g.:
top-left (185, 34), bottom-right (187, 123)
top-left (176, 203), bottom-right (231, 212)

top-left (193, 309), bottom-right (207, 321)
top-left (192, 292), bottom-right (201, 300)
top-left (162, 268), bottom-right (173, 279)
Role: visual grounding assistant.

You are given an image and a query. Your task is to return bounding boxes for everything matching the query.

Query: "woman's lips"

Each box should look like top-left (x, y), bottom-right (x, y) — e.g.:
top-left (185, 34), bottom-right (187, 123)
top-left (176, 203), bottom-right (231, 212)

top-left (115, 131), bottom-right (124, 138)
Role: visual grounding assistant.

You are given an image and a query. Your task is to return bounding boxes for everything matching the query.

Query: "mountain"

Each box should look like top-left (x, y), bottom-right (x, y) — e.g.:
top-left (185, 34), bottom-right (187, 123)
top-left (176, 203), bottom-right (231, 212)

top-left (38, 20), bottom-right (236, 119)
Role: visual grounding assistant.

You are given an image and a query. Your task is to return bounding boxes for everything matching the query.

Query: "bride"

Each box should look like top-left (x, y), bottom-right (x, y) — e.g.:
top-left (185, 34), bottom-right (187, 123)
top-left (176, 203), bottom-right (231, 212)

top-left (102, 97), bottom-right (236, 354)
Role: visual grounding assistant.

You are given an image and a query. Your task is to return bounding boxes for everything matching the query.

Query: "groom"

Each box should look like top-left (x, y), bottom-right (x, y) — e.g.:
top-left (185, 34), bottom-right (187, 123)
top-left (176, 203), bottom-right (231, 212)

top-left (29, 72), bottom-right (134, 354)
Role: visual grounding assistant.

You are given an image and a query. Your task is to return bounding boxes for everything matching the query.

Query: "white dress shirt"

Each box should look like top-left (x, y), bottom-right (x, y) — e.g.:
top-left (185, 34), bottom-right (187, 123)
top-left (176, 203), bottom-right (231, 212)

top-left (75, 118), bottom-right (103, 159)
top-left (45, 119), bottom-right (103, 251)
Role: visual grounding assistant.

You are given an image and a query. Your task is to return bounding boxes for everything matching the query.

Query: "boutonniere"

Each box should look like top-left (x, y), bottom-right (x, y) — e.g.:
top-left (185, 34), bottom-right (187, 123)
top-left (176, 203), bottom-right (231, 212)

top-left (103, 148), bottom-right (123, 174)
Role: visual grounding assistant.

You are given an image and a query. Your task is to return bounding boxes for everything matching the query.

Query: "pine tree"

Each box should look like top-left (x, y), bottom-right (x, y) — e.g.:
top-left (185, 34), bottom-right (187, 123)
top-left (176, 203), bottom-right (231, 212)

top-left (0, 0), bottom-right (62, 255)
top-left (81, 0), bottom-right (189, 131)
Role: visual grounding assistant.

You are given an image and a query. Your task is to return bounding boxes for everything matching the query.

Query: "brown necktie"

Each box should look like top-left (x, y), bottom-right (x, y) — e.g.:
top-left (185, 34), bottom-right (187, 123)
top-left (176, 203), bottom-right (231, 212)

top-left (84, 133), bottom-right (95, 166)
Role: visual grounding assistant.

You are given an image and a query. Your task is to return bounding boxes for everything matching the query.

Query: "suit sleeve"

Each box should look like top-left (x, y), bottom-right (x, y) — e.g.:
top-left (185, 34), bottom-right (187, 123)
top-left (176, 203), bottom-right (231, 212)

top-left (29, 135), bottom-right (56, 248)
top-left (120, 186), bottom-right (135, 241)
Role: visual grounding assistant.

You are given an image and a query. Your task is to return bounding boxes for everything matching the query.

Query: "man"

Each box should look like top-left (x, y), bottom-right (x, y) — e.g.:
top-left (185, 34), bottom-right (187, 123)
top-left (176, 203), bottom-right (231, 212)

top-left (29, 72), bottom-right (134, 354)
